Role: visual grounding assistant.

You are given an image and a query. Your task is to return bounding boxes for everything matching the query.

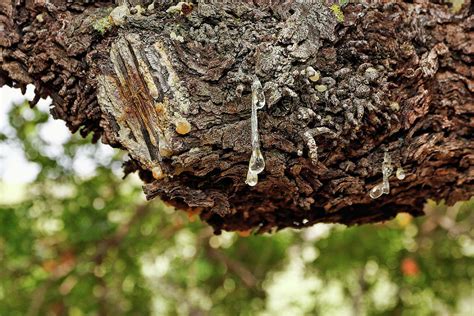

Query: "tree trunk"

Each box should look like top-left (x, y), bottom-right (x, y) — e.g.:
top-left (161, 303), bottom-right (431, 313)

top-left (1, 0), bottom-right (472, 233)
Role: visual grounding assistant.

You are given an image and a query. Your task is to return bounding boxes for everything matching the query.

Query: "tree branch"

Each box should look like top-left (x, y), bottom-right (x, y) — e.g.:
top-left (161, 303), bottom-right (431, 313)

top-left (1, 1), bottom-right (472, 232)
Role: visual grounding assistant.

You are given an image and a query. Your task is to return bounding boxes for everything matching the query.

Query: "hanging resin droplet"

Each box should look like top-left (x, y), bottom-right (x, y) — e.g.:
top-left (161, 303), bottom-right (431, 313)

top-left (245, 169), bottom-right (258, 186)
top-left (396, 167), bottom-right (406, 180)
top-left (369, 152), bottom-right (394, 199)
top-left (369, 183), bottom-right (384, 199)
top-left (382, 180), bottom-right (390, 195)
top-left (252, 77), bottom-right (265, 109)
top-left (381, 152), bottom-right (393, 195)
top-left (246, 76), bottom-right (266, 187)
top-left (382, 152), bottom-right (393, 177)
top-left (249, 147), bottom-right (265, 174)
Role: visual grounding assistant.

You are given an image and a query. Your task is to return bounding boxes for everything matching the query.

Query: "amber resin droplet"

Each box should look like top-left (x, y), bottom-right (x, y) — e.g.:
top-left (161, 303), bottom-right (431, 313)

top-left (175, 118), bottom-right (191, 135)
top-left (152, 166), bottom-right (165, 180)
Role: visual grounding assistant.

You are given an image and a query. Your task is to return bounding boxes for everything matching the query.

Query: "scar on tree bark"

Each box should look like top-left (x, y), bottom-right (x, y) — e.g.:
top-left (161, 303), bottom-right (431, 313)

top-left (1, 0), bottom-right (472, 233)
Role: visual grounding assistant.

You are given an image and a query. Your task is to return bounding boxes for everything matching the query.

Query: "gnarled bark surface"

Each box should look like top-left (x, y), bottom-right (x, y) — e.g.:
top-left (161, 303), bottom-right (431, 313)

top-left (1, 0), bottom-right (472, 233)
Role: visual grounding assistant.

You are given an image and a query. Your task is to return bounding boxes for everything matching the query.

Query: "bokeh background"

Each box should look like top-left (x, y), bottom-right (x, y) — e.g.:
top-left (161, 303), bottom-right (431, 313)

top-left (1, 86), bottom-right (473, 315)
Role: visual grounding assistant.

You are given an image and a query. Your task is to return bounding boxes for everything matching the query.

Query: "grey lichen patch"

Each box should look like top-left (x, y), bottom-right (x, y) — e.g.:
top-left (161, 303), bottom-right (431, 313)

top-left (364, 67), bottom-right (379, 82)
top-left (105, 4), bottom-right (148, 29)
top-left (109, 5), bottom-right (129, 26)
top-left (170, 31), bottom-right (184, 43)
top-left (92, 3), bottom-right (147, 35)
top-left (278, 2), bottom-right (338, 61)
top-left (420, 48), bottom-right (439, 78)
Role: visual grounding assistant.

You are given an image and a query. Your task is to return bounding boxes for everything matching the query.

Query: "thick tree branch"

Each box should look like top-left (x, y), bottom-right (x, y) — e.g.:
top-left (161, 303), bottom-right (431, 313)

top-left (1, 0), bottom-right (472, 233)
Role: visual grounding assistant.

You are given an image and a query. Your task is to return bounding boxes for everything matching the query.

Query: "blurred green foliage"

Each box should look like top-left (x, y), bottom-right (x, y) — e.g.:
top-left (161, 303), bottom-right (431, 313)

top-left (0, 101), bottom-right (473, 316)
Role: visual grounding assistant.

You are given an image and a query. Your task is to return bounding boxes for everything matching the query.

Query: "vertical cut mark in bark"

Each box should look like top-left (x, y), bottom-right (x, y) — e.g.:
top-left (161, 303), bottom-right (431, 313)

top-left (97, 34), bottom-right (189, 171)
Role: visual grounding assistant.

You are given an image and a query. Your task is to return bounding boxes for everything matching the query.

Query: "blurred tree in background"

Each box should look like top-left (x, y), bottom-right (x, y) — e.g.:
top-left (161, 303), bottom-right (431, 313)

top-left (0, 100), bottom-right (473, 315)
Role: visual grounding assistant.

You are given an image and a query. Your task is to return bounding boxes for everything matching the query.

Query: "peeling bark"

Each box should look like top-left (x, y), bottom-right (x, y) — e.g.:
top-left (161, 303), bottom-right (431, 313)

top-left (1, 0), bottom-right (472, 233)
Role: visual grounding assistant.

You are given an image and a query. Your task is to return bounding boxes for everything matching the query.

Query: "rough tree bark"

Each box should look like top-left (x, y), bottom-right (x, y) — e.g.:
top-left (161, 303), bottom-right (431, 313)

top-left (1, 0), bottom-right (472, 233)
